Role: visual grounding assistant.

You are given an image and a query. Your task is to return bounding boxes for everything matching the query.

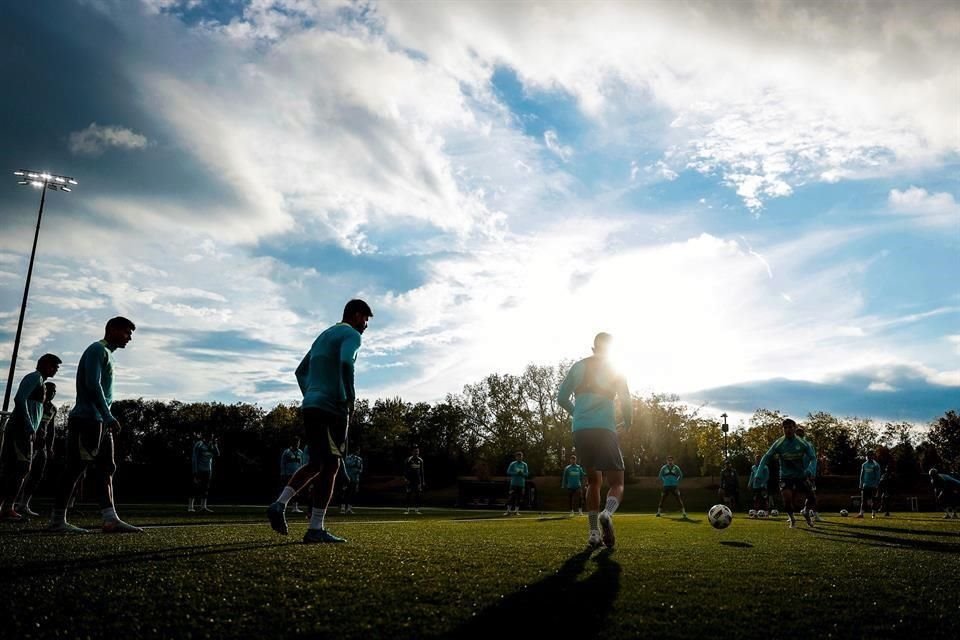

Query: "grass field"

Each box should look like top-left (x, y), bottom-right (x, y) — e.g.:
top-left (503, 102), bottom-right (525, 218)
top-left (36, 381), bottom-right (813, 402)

top-left (2, 505), bottom-right (959, 639)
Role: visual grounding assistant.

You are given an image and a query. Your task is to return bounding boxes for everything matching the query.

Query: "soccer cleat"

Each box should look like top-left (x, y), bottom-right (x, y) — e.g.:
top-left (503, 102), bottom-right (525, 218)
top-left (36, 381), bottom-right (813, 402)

top-left (346, 507), bottom-right (355, 515)
top-left (788, 520), bottom-right (796, 529)
top-left (945, 512), bottom-right (952, 519)
top-left (598, 511), bottom-right (616, 548)
top-left (267, 502), bottom-right (288, 535)
top-left (292, 506), bottom-right (303, 513)
top-left (187, 507), bottom-right (196, 512)
top-left (587, 530), bottom-right (603, 548)
top-left (871, 512), bottom-right (876, 519)
top-left (405, 509), bottom-right (412, 515)
top-left (803, 510), bottom-right (814, 528)
top-left (415, 508), bottom-right (422, 515)
top-left (682, 512), bottom-right (688, 519)
top-left (340, 506), bottom-right (347, 514)
top-left (303, 528), bottom-right (347, 544)
top-left (854, 513), bottom-right (864, 519)
top-left (2, 508), bottom-right (24, 522)
top-left (202, 507), bottom-right (213, 513)
top-left (655, 511), bottom-right (662, 518)
top-left (102, 519), bottom-right (143, 533)
top-left (578, 509), bottom-right (584, 515)
top-left (17, 504), bottom-right (40, 517)
top-left (47, 521), bottom-right (90, 534)
top-left (569, 510), bottom-right (576, 515)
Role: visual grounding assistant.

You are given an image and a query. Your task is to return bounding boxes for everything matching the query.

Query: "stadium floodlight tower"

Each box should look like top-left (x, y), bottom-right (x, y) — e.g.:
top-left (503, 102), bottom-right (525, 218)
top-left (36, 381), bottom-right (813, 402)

top-left (1, 170), bottom-right (78, 414)
top-left (720, 412), bottom-right (729, 461)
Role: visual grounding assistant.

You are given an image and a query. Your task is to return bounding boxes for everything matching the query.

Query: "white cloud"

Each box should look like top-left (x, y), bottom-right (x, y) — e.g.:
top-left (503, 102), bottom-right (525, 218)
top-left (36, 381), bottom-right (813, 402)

top-left (68, 123), bottom-right (149, 156)
top-left (867, 381), bottom-right (897, 392)
top-left (543, 130), bottom-right (573, 162)
top-left (888, 186), bottom-right (960, 228)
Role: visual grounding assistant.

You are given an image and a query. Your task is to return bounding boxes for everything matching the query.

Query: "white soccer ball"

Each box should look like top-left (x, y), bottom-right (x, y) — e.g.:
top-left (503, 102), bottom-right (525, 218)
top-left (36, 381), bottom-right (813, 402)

top-left (757, 510), bottom-right (768, 518)
top-left (748, 509), bottom-right (757, 518)
top-left (770, 510), bottom-right (779, 516)
top-left (840, 509), bottom-right (849, 517)
top-left (708, 504), bottom-right (734, 530)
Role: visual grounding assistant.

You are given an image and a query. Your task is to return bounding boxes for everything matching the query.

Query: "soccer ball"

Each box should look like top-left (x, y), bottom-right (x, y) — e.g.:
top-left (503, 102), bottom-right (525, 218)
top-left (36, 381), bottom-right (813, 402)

top-left (757, 510), bottom-right (768, 518)
top-left (708, 504), bottom-right (733, 530)
top-left (840, 509), bottom-right (849, 517)
top-left (770, 510), bottom-right (779, 516)
top-left (748, 509), bottom-right (757, 518)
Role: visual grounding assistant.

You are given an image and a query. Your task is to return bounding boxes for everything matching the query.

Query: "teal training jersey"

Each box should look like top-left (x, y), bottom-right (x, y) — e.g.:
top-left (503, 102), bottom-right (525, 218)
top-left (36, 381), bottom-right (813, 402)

top-left (757, 435), bottom-right (816, 480)
top-left (659, 464), bottom-right (683, 487)
top-left (507, 461), bottom-right (529, 487)
top-left (280, 448), bottom-right (303, 476)
top-left (557, 356), bottom-right (632, 432)
top-left (344, 453), bottom-right (363, 481)
top-left (561, 464), bottom-right (587, 489)
top-left (70, 340), bottom-right (116, 423)
top-left (295, 323), bottom-right (362, 416)
top-left (749, 464), bottom-right (769, 489)
top-left (800, 437), bottom-right (817, 476)
top-left (860, 460), bottom-right (881, 488)
top-left (192, 441), bottom-right (219, 474)
top-left (13, 370), bottom-right (45, 433)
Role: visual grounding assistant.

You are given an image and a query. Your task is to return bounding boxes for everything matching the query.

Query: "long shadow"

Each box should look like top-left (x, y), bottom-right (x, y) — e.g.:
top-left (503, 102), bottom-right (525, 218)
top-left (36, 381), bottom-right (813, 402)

top-left (0, 519), bottom-right (265, 535)
top-left (822, 521), bottom-right (960, 538)
top-left (666, 516), bottom-right (702, 524)
top-left (809, 527), bottom-right (960, 553)
top-left (434, 548), bottom-right (621, 638)
top-left (3, 539), bottom-right (298, 577)
top-left (720, 541), bottom-right (753, 548)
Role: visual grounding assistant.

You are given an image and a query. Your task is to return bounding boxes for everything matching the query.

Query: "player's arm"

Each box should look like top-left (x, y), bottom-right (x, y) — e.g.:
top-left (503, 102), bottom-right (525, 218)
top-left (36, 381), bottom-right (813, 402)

top-left (677, 466), bottom-right (683, 483)
top-left (192, 442), bottom-right (200, 475)
top-left (617, 377), bottom-right (633, 430)
top-left (340, 333), bottom-right (362, 412)
top-left (658, 465), bottom-right (666, 483)
top-left (12, 373), bottom-right (39, 422)
top-left (561, 467), bottom-right (567, 488)
top-left (295, 351), bottom-right (310, 395)
top-left (859, 463), bottom-right (866, 488)
top-left (44, 406), bottom-right (57, 453)
top-left (556, 363), bottom-right (582, 415)
top-left (756, 441), bottom-right (779, 478)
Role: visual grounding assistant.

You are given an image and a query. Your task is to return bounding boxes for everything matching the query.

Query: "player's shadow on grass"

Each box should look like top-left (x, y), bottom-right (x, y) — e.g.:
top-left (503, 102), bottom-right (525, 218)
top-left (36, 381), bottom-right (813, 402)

top-left (824, 521), bottom-right (960, 538)
top-left (5, 540), bottom-right (299, 577)
top-left (810, 527), bottom-right (960, 553)
top-left (720, 540), bottom-right (753, 548)
top-left (666, 516), bottom-right (702, 524)
top-left (438, 548), bottom-right (621, 638)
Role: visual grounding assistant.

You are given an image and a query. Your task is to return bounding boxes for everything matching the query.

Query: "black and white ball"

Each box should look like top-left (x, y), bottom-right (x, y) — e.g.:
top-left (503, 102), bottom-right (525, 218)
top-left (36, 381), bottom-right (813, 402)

top-left (708, 504), bottom-right (734, 530)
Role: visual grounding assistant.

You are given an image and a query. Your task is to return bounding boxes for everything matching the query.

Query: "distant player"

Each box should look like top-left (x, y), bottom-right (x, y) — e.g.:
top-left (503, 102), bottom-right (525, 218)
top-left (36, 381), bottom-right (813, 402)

top-left (656, 456), bottom-right (687, 518)
top-left (557, 332), bottom-right (633, 548)
top-left (878, 466), bottom-right (894, 517)
top-left (189, 433), bottom-right (220, 512)
top-left (929, 469), bottom-right (960, 519)
top-left (0, 354), bottom-right (61, 520)
top-left (340, 447), bottom-right (363, 514)
top-left (504, 451), bottom-right (529, 516)
top-left (561, 454), bottom-right (587, 515)
top-left (857, 452), bottom-right (881, 519)
top-left (756, 418), bottom-right (817, 528)
top-left (718, 460), bottom-right (739, 510)
top-left (403, 446), bottom-right (425, 515)
top-left (279, 438), bottom-right (304, 513)
top-left (50, 317), bottom-right (141, 533)
top-left (266, 299), bottom-right (373, 544)
top-left (748, 455), bottom-right (769, 516)
top-left (15, 381), bottom-right (58, 517)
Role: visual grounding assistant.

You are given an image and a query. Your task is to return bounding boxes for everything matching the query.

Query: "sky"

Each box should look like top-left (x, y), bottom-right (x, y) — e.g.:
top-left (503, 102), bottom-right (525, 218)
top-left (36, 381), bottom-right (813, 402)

top-left (0, 0), bottom-right (957, 426)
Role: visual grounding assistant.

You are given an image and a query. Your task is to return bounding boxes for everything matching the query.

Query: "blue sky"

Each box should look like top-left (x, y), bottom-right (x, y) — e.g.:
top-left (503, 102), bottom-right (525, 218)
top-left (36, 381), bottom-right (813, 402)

top-left (1, 0), bottom-right (957, 425)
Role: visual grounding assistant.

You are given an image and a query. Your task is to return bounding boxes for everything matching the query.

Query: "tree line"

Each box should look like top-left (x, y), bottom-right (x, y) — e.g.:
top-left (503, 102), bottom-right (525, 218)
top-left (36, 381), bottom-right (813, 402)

top-left (45, 361), bottom-right (958, 495)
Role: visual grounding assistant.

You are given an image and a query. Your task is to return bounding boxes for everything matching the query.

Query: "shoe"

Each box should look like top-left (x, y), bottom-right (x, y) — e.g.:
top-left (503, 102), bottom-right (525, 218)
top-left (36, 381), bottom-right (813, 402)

top-left (1, 508), bottom-right (24, 522)
top-left (47, 521), bottom-right (90, 534)
top-left (405, 509), bottom-right (411, 515)
top-left (415, 509), bottom-right (422, 515)
top-left (292, 506), bottom-right (303, 513)
top-left (202, 507), bottom-right (213, 513)
top-left (303, 528), bottom-right (347, 544)
top-left (187, 507), bottom-right (196, 512)
top-left (503, 511), bottom-right (510, 516)
top-left (578, 509), bottom-right (583, 515)
top-left (854, 513), bottom-right (864, 519)
top-left (340, 506), bottom-right (346, 514)
top-left (587, 530), bottom-right (602, 548)
top-left (682, 512), bottom-right (688, 519)
top-left (655, 511), bottom-right (661, 518)
top-left (803, 510), bottom-right (814, 528)
top-left (102, 519), bottom-right (143, 533)
top-left (598, 511), bottom-right (615, 548)
top-left (267, 502), bottom-right (288, 535)
top-left (18, 504), bottom-right (40, 517)
top-left (814, 512), bottom-right (824, 522)
top-left (871, 512), bottom-right (876, 519)
top-left (569, 510), bottom-right (576, 515)
top-left (788, 519), bottom-right (796, 529)
top-left (884, 512), bottom-right (891, 517)
top-left (346, 507), bottom-right (355, 515)
top-left (945, 512), bottom-right (953, 519)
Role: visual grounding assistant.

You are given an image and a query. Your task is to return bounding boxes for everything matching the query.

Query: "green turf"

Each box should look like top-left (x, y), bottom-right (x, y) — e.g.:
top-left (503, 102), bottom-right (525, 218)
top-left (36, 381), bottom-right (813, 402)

top-left (2, 507), bottom-right (959, 639)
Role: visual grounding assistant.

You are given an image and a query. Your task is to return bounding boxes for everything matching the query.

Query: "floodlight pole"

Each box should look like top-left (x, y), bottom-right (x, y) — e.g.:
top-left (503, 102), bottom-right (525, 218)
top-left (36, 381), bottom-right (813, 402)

top-left (2, 171), bottom-right (74, 413)
top-left (721, 412), bottom-right (729, 461)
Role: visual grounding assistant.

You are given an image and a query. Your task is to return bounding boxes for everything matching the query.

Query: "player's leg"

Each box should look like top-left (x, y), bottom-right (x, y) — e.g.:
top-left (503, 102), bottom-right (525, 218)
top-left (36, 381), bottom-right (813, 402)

top-left (16, 446), bottom-right (46, 516)
top-left (302, 412), bottom-right (350, 543)
top-left (598, 469), bottom-right (624, 548)
top-left (782, 486), bottom-right (797, 527)
top-left (0, 425), bottom-right (32, 520)
top-left (856, 489), bottom-right (867, 517)
top-left (585, 469), bottom-right (603, 546)
top-left (96, 431), bottom-right (140, 533)
top-left (676, 489), bottom-right (688, 518)
top-left (414, 484), bottom-right (423, 514)
top-left (49, 417), bottom-right (97, 532)
top-left (657, 489), bottom-right (666, 515)
top-left (801, 481), bottom-right (816, 527)
top-left (200, 472), bottom-right (213, 511)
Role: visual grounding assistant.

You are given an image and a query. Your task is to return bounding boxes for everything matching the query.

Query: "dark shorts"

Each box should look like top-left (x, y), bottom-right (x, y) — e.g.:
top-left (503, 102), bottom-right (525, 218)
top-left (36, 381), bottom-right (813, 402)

top-left (572, 428), bottom-right (624, 471)
top-left (405, 481), bottom-right (422, 494)
top-left (861, 487), bottom-right (878, 501)
top-left (303, 408), bottom-right (349, 461)
top-left (752, 487), bottom-right (768, 501)
top-left (661, 486), bottom-right (681, 497)
top-left (780, 477), bottom-right (814, 498)
top-left (65, 416), bottom-right (115, 472)
top-left (0, 417), bottom-right (33, 487)
top-left (509, 485), bottom-right (525, 497)
top-left (193, 471), bottom-right (212, 496)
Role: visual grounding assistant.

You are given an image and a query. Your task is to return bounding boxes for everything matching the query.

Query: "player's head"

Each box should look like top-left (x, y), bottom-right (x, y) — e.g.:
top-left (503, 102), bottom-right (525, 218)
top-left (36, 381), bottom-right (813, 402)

top-left (782, 418), bottom-right (797, 437)
top-left (866, 450), bottom-right (874, 461)
top-left (342, 299), bottom-right (373, 335)
top-left (724, 459), bottom-right (733, 469)
top-left (44, 381), bottom-right (57, 401)
top-left (795, 426), bottom-right (805, 438)
top-left (514, 451), bottom-right (523, 460)
top-left (754, 455), bottom-right (762, 464)
top-left (592, 332), bottom-right (612, 358)
top-left (292, 437), bottom-right (300, 448)
top-left (569, 454), bottom-right (577, 463)
top-left (929, 468), bottom-right (938, 478)
top-left (666, 455), bottom-right (674, 464)
top-left (105, 316), bottom-right (136, 348)
top-left (36, 353), bottom-right (62, 378)
top-left (411, 445), bottom-right (419, 456)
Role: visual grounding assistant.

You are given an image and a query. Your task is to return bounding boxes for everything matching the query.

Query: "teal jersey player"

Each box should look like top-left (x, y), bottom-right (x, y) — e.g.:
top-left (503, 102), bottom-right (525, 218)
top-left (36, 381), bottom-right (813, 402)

top-left (749, 463), bottom-right (770, 489)
top-left (557, 358), bottom-right (632, 432)
top-left (860, 460), bottom-right (881, 488)
top-left (757, 435), bottom-right (816, 480)
top-left (562, 463), bottom-right (587, 489)
top-left (659, 463), bottom-right (683, 487)
top-left (507, 460), bottom-right (529, 487)
top-left (13, 370), bottom-right (45, 433)
top-left (69, 340), bottom-right (118, 424)
top-left (192, 440), bottom-right (220, 474)
top-left (295, 323), bottom-right (362, 416)
top-left (344, 453), bottom-right (363, 482)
